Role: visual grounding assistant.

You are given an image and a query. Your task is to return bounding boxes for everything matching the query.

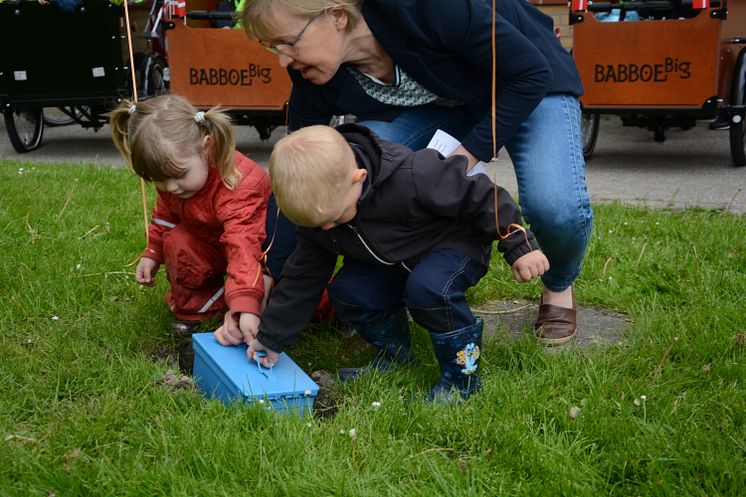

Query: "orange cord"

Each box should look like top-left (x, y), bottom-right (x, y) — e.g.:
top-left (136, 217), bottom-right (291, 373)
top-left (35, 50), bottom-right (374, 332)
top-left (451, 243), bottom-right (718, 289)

top-left (491, 0), bottom-right (497, 161)
top-left (491, 0), bottom-right (530, 249)
top-left (250, 207), bottom-right (280, 286)
top-left (122, 0), bottom-right (150, 266)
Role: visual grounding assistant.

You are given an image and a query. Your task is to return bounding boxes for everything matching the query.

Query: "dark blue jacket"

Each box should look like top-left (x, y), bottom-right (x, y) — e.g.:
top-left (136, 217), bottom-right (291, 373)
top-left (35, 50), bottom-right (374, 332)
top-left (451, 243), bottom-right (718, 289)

top-left (256, 124), bottom-right (539, 352)
top-left (287, 0), bottom-right (583, 162)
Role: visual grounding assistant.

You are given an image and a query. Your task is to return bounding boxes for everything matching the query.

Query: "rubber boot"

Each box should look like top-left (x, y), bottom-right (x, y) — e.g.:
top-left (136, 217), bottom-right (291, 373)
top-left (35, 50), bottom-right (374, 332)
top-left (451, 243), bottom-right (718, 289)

top-left (426, 318), bottom-right (483, 402)
top-left (337, 307), bottom-right (415, 383)
top-left (173, 320), bottom-right (201, 375)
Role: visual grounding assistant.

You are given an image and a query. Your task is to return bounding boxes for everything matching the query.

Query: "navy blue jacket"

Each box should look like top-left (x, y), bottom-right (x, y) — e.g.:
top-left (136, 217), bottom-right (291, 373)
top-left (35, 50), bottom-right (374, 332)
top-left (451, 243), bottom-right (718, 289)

top-left (256, 124), bottom-right (539, 353)
top-left (287, 0), bottom-right (583, 162)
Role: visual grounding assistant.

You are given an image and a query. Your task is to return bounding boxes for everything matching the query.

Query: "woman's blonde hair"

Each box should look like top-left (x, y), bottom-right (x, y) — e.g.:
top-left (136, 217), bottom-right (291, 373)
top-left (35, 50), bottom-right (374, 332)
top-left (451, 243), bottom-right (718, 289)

top-left (240, 0), bottom-right (363, 42)
top-left (110, 94), bottom-right (241, 189)
top-left (269, 125), bottom-right (355, 227)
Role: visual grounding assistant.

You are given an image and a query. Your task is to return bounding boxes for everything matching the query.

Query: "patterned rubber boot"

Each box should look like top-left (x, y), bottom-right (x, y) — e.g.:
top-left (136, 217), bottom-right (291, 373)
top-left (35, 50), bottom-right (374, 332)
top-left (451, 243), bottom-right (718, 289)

top-left (337, 307), bottom-right (415, 383)
top-left (426, 318), bottom-right (483, 402)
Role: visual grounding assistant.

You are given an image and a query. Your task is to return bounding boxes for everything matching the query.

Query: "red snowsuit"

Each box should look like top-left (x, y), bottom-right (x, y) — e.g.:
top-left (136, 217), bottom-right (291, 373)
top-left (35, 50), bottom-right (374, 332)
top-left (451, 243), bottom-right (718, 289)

top-left (142, 152), bottom-right (270, 321)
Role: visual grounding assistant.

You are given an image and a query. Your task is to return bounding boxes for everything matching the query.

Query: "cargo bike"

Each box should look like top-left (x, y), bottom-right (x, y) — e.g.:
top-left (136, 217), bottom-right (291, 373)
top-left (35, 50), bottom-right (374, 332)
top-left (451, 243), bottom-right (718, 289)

top-left (159, 0), bottom-right (291, 141)
top-left (0, 0), bottom-right (290, 153)
top-left (0, 0), bottom-right (168, 152)
top-left (571, 0), bottom-right (746, 166)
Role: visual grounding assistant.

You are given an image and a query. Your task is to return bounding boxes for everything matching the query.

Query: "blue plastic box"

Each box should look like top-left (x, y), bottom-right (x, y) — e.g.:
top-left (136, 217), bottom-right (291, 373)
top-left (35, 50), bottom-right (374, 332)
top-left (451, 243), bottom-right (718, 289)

top-left (192, 333), bottom-right (319, 415)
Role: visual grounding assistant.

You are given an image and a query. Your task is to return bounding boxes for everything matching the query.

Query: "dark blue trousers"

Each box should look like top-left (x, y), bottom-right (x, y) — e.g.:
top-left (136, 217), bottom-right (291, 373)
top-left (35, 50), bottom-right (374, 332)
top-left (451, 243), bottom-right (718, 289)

top-left (327, 249), bottom-right (487, 333)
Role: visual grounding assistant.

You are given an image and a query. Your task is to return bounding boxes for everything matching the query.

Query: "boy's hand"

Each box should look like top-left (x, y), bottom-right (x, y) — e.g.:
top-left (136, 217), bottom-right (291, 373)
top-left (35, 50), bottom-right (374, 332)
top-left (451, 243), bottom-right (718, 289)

top-left (135, 257), bottom-right (160, 286)
top-left (511, 250), bottom-right (549, 283)
top-left (247, 339), bottom-right (280, 368)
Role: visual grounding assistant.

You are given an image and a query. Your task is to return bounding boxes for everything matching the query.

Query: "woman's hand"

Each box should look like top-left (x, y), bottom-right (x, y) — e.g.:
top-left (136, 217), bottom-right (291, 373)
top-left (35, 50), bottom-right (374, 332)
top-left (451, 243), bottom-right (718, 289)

top-left (449, 145), bottom-right (480, 171)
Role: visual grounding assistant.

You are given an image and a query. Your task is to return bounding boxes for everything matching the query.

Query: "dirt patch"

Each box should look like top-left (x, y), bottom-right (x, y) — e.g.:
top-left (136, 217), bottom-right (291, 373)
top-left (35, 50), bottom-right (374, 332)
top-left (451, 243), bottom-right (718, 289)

top-left (472, 299), bottom-right (631, 350)
top-left (155, 369), bottom-right (196, 393)
top-left (310, 370), bottom-right (344, 419)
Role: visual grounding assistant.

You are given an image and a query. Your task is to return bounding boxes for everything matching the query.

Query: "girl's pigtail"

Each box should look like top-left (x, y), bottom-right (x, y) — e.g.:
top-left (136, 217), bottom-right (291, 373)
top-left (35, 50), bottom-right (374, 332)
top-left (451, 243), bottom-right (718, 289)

top-left (204, 107), bottom-right (240, 190)
top-left (110, 100), bottom-right (135, 168)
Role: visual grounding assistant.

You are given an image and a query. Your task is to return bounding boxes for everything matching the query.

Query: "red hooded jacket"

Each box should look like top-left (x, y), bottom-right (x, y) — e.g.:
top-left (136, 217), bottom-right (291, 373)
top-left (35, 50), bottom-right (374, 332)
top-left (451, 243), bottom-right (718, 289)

top-left (142, 152), bottom-right (271, 317)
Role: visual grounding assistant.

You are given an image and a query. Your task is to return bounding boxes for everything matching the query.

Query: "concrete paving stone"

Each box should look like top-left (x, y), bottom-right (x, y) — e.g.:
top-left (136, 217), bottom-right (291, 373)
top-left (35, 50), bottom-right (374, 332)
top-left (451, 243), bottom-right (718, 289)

top-left (473, 299), bottom-right (631, 350)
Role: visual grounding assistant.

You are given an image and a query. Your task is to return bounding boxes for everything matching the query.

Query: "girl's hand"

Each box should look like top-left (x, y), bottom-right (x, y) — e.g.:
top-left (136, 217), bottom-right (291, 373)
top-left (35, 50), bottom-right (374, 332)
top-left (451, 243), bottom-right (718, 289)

top-left (135, 257), bottom-right (160, 286)
top-left (214, 310), bottom-right (244, 346)
top-left (239, 312), bottom-right (261, 342)
top-left (260, 274), bottom-right (274, 313)
top-left (511, 251), bottom-right (549, 283)
top-left (247, 339), bottom-right (280, 368)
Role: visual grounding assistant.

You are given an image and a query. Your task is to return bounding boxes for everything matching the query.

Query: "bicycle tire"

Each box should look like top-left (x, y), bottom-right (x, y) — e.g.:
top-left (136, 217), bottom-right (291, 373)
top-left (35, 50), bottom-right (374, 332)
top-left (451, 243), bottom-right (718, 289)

top-left (4, 109), bottom-right (43, 153)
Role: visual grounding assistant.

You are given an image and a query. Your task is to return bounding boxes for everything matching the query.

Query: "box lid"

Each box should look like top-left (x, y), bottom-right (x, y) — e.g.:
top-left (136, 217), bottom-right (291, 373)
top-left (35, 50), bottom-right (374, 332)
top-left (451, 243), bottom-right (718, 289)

top-left (192, 333), bottom-right (319, 401)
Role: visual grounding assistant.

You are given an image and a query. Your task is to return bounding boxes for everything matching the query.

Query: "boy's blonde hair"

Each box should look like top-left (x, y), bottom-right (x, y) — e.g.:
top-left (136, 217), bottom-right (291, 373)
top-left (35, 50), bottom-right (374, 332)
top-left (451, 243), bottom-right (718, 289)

top-left (240, 0), bottom-right (362, 42)
top-left (269, 125), bottom-right (355, 227)
top-left (110, 95), bottom-right (241, 189)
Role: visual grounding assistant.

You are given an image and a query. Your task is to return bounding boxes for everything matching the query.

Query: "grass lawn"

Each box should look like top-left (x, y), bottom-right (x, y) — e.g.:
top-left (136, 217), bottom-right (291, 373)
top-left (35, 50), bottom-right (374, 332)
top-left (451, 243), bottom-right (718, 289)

top-left (0, 159), bottom-right (744, 496)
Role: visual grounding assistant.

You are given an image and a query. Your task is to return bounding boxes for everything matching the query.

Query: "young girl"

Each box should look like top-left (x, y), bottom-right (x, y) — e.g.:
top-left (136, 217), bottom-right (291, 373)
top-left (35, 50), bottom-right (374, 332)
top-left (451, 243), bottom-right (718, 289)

top-left (110, 95), bottom-right (272, 364)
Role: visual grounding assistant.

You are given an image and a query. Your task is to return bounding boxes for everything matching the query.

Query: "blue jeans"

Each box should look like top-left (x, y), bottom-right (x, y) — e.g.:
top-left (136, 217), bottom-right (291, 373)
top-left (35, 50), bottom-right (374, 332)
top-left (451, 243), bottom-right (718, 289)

top-left (357, 94), bottom-right (593, 291)
top-left (327, 249), bottom-right (486, 333)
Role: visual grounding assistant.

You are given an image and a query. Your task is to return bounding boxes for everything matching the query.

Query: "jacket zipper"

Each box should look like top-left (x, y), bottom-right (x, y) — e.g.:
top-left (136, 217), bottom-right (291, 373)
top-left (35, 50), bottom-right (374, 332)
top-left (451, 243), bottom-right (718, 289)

top-left (348, 224), bottom-right (396, 266)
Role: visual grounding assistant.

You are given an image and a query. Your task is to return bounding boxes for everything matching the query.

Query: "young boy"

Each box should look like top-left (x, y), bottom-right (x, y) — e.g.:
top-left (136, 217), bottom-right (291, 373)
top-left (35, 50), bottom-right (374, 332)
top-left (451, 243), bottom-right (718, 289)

top-left (246, 124), bottom-right (548, 401)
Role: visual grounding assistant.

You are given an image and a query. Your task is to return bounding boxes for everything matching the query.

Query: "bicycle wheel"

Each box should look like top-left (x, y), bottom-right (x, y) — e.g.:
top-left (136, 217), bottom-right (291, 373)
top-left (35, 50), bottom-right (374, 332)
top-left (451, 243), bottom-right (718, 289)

top-left (729, 52), bottom-right (746, 167)
top-left (581, 112), bottom-right (599, 160)
top-left (43, 107), bottom-right (80, 127)
top-left (4, 109), bottom-right (43, 153)
top-left (730, 113), bottom-right (745, 167)
top-left (140, 53), bottom-right (169, 99)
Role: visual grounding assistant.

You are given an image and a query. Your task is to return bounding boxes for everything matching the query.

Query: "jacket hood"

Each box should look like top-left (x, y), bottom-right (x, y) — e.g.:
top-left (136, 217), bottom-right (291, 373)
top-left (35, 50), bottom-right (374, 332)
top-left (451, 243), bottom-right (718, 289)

top-left (335, 123), bottom-right (409, 194)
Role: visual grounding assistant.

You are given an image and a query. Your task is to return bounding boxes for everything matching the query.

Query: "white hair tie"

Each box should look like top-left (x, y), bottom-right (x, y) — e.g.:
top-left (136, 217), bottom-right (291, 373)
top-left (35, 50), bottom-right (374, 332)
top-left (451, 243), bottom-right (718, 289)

top-left (128, 104), bottom-right (137, 114)
top-left (195, 111), bottom-right (206, 125)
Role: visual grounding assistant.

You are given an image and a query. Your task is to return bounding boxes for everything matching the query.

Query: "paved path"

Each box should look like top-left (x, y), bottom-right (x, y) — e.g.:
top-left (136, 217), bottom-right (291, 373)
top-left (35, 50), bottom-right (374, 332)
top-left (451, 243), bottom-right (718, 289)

top-left (2, 115), bottom-right (744, 213)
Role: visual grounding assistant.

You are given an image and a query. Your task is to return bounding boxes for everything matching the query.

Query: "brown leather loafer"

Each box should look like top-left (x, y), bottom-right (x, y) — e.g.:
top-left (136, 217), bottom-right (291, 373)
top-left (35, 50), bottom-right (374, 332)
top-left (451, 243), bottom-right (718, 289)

top-left (534, 289), bottom-right (577, 347)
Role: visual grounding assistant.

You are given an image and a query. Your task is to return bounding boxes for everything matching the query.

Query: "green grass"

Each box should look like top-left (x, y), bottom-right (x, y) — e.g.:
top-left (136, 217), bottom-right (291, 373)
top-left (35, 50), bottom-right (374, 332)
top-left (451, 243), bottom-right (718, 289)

top-left (0, 159), bottom-right (744, 496)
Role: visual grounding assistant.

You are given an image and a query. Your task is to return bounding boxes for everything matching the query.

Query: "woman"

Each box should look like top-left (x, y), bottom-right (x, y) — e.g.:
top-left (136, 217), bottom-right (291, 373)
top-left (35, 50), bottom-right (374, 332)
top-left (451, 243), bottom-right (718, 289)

top-left (240, 0), bottom-right (593, 345)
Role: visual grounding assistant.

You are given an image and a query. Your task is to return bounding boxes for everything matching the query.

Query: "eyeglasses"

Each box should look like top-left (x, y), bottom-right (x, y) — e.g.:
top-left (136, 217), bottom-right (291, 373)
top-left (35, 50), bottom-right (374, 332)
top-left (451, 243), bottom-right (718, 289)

top-left (259, 12), bottom-right (322, 55)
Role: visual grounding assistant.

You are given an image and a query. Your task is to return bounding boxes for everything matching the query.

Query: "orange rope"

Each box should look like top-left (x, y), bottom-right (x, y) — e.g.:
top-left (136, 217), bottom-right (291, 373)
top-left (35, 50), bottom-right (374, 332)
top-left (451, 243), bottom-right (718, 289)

top-left (123, 1), bottom-right (138, 102)
top-left (122, 0), bottom-right (150, 266)
top-left (250, 207), bottom-right (281, 286)
top-left (491, 0), bottom-right (497, 161)
top-left (491, 0), bottom-right (530, 249)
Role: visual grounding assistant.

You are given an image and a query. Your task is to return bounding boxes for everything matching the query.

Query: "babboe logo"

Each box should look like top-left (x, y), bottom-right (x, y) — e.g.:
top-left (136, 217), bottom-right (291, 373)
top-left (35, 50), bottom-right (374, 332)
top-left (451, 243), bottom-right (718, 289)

top-left (189, 64), bottom-right (273, 86)
top-left (594, 57), bottom-right (691, 83)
